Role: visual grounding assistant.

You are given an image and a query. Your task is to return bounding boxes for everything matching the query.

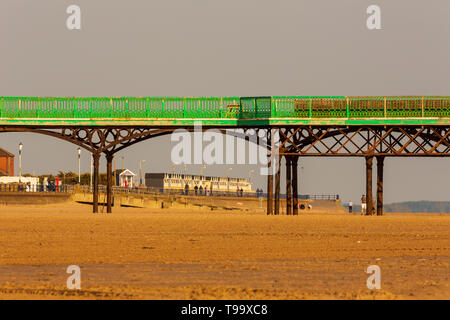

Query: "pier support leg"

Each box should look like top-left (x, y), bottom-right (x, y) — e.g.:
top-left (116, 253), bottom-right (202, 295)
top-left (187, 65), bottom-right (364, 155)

top-left (292, 157), bottom-right (298, 215)
top-left (286, 157), bottom-right (292, 215)
top-left (106, 154), bottom-right (113, 214)
top-left (267, 161), bottom-right (273, 215)
top-left (365, 156), bottom-right (374, 216)
top-left (274, 156), bottom-right (281, 215)
top-left (93, 152), bottom-right (100, 214)
top-left (376, 156), bottom-right (385, 216)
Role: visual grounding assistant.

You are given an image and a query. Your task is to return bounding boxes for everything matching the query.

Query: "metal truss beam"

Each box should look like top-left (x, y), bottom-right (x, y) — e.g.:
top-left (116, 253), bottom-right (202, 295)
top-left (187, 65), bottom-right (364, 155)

top-left (277, 126), bottom-right (450, 156)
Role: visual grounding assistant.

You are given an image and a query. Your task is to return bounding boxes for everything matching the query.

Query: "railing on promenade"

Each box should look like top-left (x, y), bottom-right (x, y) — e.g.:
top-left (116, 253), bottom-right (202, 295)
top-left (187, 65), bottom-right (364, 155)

top-left (67, 185), bottom-right (339, 200)
top-left (1, 96), bottom-right (449, 119)
top-left (0, 184), bottom-right (69, 193)
top-left (75, 185), bottom-right (260, 198)
top-left (297, 194), bottom-right (339, 201)
top-left (0, 183), bottom-right (340, 201)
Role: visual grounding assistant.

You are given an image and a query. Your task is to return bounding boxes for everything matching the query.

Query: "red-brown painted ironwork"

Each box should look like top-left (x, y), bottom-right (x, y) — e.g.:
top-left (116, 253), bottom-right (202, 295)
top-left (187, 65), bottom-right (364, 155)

top-left (376, 156), bottom-right (385, 216)
top-left (92, 153), bottom-right (100, 214)
top-left (274, 157), bottom-right (281, 215)
top-left (292, 157), bottom-right (299, 216)
top-left (277, 126), bottom-right (450, 157)
top-left (286, 157), bottom-right (292, 215)
top-left (365, 156), bottom-right (374, 216)
top-left (1, 125), bottom-right (448, 214)
top-left (267, 161), bottom-right (273, 215)
top-left (106, 154), bottom-right (114, 214)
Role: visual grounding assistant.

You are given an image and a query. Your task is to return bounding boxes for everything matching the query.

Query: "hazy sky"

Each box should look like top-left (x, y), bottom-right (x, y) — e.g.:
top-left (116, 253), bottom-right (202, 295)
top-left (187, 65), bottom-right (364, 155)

top-left (1, 0), bottom-right (449, 204)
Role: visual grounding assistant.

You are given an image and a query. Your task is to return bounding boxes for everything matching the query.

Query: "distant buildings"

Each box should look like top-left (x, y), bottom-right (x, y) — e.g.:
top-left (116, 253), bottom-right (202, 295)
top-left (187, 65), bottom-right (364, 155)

top-left (0, 176), bottom-right (39, 191)
top-left (0, 147), bottom-right (14, 176)
top-left (145, 173), bottom-right (253, 193)
top-left (113, 169), bottom-right (136, 187)
top-left (0, 147), bottom-right (40, 190)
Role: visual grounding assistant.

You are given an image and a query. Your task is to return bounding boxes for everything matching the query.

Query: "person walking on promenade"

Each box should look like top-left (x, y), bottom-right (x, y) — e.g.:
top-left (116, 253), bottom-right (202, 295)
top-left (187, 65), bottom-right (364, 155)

top-left (361, 194), bottom-right (367, 215)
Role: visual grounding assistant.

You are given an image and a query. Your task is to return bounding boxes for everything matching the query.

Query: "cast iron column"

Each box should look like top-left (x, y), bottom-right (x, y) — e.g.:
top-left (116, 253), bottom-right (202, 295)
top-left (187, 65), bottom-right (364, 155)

top-left (286, 157), bottom-right (292, 215)
top-left (267, 160), bottom-right (273, 215)
top-left (292, 157), bottom-right (298, 215)
top-left (365, 156), bottom-right (374, 216)
top-left (376, 156), bottom-right (385, 216)
top-left (93, 152), bottom-right (100, 214)
top-left (106, 154), bottom-right (113, 214)
top-left (274, 156), bottom-right (281, 215)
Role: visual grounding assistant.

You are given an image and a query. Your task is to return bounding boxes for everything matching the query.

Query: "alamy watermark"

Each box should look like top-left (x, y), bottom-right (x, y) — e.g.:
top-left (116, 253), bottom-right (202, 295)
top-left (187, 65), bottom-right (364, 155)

top-left (170, 125), bottom-right (280, 176)
top-left (66, 5), bottom-right (81, 30)
top-left (366, 265), bottom-right (381, 290)
top-left (367, 5), bottom-right (382, 30)
top-left (66, 265), bottom-right (81, 290)
top-left (65, 5), bottom-right (381, 32)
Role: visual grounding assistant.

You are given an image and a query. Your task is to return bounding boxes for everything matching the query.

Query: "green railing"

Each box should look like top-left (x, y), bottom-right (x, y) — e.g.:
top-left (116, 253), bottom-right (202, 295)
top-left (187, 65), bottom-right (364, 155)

top-left (271, 96), bottom-right (450, 118)
top-left (1, 96), bottom-right (449, 119)
top-left (0, 97), bottom-right (242, 119)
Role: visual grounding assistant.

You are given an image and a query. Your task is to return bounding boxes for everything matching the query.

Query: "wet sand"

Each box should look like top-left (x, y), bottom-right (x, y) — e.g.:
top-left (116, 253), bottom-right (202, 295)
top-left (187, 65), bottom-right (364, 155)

top-left (0, 203), bottom-right (448, 299)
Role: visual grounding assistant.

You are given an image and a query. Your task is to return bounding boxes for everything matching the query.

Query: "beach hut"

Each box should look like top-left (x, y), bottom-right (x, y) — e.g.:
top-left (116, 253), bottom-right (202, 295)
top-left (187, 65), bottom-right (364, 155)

top-left (118, 169), bottom-right (135, 187)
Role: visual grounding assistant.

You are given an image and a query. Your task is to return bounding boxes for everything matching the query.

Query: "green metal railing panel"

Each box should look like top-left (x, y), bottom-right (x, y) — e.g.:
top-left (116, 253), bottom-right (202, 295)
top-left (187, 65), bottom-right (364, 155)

top-left (311, 97), bottom-right (347, 118)
top-left (240, 97), bottom-right (272, 119)
top-left (423, 97), bottom-right (450, 117)
top-left (348, 97), bottom-right (385, 118)
top-left (385, 97), bottom-right (421, 118)
top-left (240, 97), bottom-right (256, 119)
top-left (272, 96), bottom-right (347, 118)
top-left (272, 97), bottom-right (305, 118)
top-left (0, 96), bottom-right (449, 126)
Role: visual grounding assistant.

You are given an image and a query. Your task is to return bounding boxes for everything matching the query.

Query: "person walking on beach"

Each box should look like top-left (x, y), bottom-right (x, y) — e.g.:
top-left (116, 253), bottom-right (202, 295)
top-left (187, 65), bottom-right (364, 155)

top-left (361, 194), bottom-right (367, 215)
top-left (348, 201), bottom-right (353, 213)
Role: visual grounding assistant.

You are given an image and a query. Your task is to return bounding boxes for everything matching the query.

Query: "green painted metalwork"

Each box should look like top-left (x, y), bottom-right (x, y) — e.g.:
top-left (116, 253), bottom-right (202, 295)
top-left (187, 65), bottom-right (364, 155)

top-left (0, 96), bottom-right (449, 126)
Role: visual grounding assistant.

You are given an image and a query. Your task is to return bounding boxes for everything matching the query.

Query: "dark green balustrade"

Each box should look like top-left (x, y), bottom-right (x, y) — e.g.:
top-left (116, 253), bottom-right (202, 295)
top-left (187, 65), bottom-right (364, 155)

top-left (1, 96), bottom-right (449, 126)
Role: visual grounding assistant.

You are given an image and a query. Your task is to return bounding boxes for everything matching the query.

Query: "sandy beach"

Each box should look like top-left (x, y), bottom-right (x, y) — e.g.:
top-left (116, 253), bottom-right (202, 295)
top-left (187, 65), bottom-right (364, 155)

top-left (0, 203), bottom-right (448, 299)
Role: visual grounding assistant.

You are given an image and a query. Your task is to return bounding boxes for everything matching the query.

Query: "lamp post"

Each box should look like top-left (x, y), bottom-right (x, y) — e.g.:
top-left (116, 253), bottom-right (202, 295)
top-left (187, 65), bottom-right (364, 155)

top-left (77, 147), bottom-right (81, 184)
top-left (18, 142), bottom-right (23, 182)
top-left (139, 160), bottom-right (146, 186)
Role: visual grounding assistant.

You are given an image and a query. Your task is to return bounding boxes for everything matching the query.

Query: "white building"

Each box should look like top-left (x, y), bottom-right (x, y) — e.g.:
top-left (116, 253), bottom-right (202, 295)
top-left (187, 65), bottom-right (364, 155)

top-left (145, 173), bottom-right (254, 193)
top-left (119, 169), bottom-right (135, 187)
top-left (0, 176), bottom-right (39, 191)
